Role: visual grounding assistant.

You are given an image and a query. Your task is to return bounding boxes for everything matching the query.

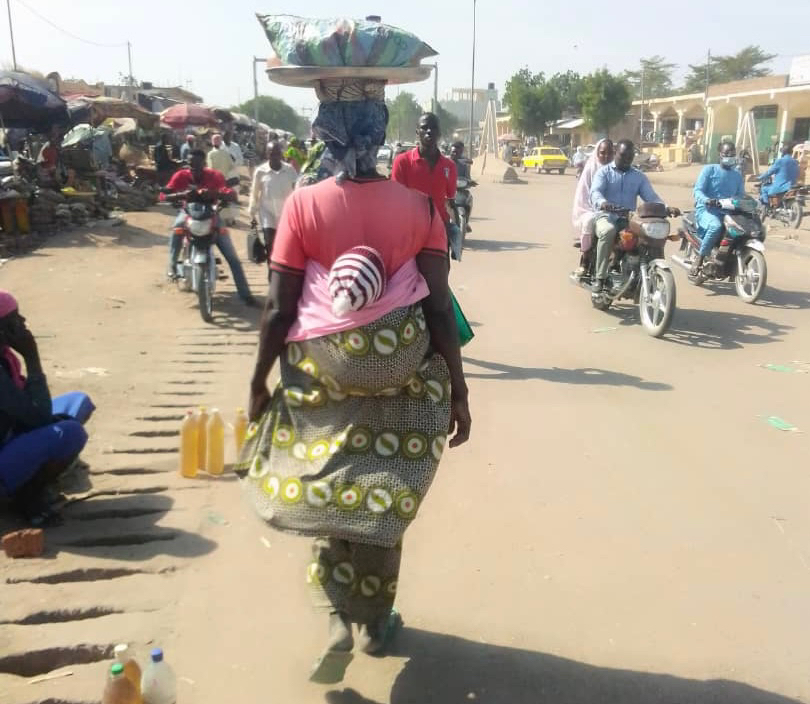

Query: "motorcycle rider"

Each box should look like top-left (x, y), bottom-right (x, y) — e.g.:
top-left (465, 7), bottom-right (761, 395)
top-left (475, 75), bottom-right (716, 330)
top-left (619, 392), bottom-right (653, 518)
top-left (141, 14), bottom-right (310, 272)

top-left (689, 140), bottom-right (746, 276)
top-left (162, 150), bottom-right (256, 306)
top-left (757, 143), bottom-right (799, 205)
top-left (589, 139), bottom-right (674, 293)
top-left (450, 141), bottom-right (475, 231)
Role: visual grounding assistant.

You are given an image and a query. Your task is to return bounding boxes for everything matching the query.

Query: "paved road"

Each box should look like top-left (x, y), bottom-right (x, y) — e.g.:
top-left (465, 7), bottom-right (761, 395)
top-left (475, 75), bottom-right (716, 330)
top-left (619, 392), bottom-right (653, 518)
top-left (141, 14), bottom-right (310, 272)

top-left (2, 166), bottom-right (810, 703)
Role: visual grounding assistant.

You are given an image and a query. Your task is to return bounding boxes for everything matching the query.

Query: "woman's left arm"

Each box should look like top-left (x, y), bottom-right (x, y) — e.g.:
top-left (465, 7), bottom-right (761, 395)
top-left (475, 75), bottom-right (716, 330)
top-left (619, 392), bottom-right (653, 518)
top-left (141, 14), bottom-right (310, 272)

top-left (249, 271), bottom-right (304, 419)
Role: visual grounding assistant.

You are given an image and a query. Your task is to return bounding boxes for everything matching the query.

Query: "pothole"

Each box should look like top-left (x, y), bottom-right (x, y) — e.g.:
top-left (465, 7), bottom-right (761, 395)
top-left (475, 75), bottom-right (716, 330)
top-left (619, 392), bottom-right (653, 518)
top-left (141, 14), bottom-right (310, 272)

top-left (62, 532), bottom-right (179, 548)
top-left (2, 607), bottom-right (121, 625)
top-left (0, 644), bottom-right (114, 677)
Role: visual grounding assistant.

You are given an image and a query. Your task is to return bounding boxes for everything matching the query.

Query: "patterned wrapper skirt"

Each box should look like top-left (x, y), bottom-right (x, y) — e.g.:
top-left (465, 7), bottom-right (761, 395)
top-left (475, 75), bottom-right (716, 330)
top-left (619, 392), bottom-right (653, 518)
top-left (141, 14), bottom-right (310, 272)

top-left (237, 303), bottom-right (451, 620)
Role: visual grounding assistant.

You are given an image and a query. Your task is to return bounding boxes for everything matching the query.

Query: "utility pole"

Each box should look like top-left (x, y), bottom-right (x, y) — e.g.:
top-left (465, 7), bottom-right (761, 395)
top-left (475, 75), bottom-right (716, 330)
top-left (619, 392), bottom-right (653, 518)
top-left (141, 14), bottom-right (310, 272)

top-left (127, 41), bottom-right (134, 101)
top-left (6, 0), bottom-right (17, 71)
top-left (468, 0), bottom-right (477, 155)
top-left (252, 57), bottom-right (267, 153)
top-left (639, 67), bottom-right (645, 142)
top-left (430, 63), bottom-right (438, 113)
top-left (705, 49), bottom-right (711, 94)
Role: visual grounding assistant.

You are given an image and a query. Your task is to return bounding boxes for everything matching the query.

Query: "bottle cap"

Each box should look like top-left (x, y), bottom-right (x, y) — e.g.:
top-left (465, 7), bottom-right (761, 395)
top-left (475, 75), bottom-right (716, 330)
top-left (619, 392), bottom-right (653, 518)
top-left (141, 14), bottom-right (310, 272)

top-left (150, 648), bottom-right (164, 662)
top-left (114, 643), bottom-right (129, 657)
top-left (111, 663), bottom-right (125, 676)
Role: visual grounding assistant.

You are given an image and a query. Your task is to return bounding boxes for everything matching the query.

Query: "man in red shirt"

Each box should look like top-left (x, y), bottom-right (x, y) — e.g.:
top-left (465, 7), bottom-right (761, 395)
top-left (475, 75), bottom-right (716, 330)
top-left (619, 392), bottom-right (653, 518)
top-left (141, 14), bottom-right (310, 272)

top-left (392, 113), bottom-right (461, 259)
top-left (162, 150), bottom-right (256, 305)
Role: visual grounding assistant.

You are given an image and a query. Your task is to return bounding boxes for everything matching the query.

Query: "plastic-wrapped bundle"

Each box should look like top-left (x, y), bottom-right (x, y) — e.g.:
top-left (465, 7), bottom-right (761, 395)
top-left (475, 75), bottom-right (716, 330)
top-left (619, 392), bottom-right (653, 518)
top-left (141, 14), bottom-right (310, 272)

top-left (257, 15), bottom-right (436, 68)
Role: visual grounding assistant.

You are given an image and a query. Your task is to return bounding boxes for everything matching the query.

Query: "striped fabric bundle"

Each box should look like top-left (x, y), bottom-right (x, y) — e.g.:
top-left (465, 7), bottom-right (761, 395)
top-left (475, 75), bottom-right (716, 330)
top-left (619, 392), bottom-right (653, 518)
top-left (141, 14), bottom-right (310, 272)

top-left (328, 246), bottom-right (387, 316)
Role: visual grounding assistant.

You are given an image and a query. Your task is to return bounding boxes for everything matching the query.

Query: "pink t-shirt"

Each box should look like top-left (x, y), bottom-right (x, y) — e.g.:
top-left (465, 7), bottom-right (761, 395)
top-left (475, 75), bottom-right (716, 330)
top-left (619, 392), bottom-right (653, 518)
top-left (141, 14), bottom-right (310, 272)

top-left (270, 178), bottom-right (448, 276)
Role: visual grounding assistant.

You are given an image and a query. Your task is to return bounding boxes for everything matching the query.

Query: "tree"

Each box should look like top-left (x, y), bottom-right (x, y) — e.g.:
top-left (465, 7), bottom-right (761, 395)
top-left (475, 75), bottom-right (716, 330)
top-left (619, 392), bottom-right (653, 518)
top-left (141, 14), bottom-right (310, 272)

top-left (624, 56), bottom-right (677, 100)
top-left (232, 96), bottom-right (307, 136)
top-left (386, 92), bottom-right (422, 142)
top-left (580, 69), bottom-right (632, 136)
top-left (683, 45), bottom-right (776, 93)
top-left (547, 71), bottom-right (585, 114)
top-left (503, 69), bottom-right (562, 138)
top-left (434, 102), bottom-right (460, 136)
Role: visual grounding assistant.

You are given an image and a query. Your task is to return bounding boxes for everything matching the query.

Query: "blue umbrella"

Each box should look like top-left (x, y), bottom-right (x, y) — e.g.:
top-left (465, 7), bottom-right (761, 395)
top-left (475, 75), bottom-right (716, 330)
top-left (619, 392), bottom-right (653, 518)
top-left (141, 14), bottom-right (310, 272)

top-left (0, 71), bottom-right (69, 130)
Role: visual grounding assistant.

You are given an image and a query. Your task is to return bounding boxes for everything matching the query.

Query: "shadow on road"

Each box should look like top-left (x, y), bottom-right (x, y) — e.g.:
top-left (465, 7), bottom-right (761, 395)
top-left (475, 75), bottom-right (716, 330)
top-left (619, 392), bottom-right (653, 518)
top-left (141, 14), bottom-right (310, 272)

top-left (464, 238), bottom-right (547, 252)
top-left (325, 628), bottom-right (801, 704)
top-left (755, 287), bottom-right (810, 310)
top-left (662, 308), bottom-right (792, 350)
top-left (42, 223), bottom-right (167, 250)
top-left (462, 357), bottom-right (672, 390)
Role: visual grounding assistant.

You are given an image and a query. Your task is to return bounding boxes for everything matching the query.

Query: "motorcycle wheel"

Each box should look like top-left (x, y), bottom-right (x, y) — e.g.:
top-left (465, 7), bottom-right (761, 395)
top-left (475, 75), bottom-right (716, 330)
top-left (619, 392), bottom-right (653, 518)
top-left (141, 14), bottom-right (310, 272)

top-left (788, 200), bottom-right (803, 229)
top-left (735, 249), bottom-right (767, 304)
top-left (639, 267), bottom-right (676, 337)
top-left (459, 211), bottom-right (468, 254)
top-left (177, 244), bottom-right (192, 292)
top-left (196, 264), bottom-right (214, 322)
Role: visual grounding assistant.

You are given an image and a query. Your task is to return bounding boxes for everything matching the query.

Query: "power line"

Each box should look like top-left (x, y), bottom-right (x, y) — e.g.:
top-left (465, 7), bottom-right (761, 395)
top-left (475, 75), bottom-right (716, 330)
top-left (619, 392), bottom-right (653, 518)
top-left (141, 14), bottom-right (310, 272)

top-left (12, 0), bottom-right (126, 48)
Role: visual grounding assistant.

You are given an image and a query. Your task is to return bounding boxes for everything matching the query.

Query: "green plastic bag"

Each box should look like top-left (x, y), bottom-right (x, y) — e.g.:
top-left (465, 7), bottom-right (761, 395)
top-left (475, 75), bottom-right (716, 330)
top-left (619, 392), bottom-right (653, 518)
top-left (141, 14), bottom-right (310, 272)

top-left (451, 291), bottom-right (474, 347)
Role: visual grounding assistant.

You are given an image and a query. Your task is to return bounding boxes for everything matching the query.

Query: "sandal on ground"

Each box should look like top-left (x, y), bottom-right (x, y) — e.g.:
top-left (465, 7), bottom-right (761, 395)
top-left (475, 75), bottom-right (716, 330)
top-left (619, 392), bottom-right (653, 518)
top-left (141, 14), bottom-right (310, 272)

top-left (357, 608), bottom-right (403, 656)
top-left (309, 612), bottom-right (354, 684)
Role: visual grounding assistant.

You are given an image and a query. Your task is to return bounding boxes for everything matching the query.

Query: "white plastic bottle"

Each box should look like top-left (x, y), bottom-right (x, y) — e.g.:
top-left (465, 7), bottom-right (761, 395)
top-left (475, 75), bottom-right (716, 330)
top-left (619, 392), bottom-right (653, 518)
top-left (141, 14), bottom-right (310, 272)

top-left (140, 648), bottom-right (176, 704)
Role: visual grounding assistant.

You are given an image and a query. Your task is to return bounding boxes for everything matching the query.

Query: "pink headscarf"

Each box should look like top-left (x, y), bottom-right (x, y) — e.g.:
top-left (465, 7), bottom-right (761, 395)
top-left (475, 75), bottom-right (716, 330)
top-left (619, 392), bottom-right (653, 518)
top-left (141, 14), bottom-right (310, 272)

top-left (0, 290), bottom-right (24, 390)
top-left (571, 138), bottom-right (611, 240)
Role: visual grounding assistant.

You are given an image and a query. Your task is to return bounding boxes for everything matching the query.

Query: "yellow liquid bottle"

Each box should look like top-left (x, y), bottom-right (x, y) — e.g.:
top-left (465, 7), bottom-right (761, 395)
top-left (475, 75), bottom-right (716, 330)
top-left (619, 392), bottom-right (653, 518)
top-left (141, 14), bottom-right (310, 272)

top-left (179, 411), bottom-right (198, 479)
top-left (114, 644), bottom-right (143, 704)
top-left (234, 408), bottom-right (248, 457)
top-left (206, 409), bottom-right (225, 476)
top-left (102, 663), bottom-right (138, 704)
top-left (197, 406), bottom-right (209, 472)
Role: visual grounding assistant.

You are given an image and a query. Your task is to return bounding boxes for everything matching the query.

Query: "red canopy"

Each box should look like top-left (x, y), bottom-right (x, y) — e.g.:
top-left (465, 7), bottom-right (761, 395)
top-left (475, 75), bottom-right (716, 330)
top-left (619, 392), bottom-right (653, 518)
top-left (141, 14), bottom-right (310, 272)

top-left (160, 103), bottom-right (221, 129)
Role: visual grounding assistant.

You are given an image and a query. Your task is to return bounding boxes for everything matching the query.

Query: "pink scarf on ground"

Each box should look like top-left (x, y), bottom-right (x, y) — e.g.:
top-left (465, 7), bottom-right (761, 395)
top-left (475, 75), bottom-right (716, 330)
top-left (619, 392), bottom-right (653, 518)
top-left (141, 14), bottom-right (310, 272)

top-left (0, 290), bottom-right (24, 389)
top-left (286, 258), bottom-right (429, 342)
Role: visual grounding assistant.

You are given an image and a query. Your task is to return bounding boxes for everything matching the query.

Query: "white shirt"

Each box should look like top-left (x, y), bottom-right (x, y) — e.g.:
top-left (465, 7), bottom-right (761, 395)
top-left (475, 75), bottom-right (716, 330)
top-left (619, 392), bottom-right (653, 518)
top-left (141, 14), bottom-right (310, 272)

top-left (248, 161), bottom-right (297, 229)
top-left (224, 141), bottom-right (244, 180)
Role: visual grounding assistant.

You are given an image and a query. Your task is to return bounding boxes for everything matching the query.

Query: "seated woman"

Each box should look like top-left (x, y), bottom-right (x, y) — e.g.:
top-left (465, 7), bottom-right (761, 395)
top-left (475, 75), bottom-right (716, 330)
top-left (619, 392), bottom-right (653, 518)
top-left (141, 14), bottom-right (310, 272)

top-left (0, 291), bottom-right (94, 525)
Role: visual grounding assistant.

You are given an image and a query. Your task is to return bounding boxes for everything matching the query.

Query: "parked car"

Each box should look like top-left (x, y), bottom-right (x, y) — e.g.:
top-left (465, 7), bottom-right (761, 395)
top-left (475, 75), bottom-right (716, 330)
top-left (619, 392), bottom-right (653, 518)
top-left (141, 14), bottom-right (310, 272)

top-left (522, 146), bottom-right (569, 174)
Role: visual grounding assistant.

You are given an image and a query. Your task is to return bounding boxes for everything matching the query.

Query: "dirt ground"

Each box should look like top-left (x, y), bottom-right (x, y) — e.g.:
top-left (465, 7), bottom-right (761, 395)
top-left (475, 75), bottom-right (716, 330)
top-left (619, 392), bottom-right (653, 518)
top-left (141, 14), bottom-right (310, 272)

top-left (2, 163), bottom-right (810, 704)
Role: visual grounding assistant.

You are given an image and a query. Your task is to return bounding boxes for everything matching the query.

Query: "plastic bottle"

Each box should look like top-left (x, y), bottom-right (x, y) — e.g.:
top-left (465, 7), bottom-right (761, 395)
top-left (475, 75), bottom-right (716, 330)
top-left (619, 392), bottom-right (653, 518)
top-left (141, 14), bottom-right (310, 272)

top-left (114, 644), bottom-right (142, 703)
top-left (179, 410), bottom-right (198, 479)
top-left (103, 663), bottom-right (139, 704)
top-left (141, 648), bottom-right (176, 704)
top-left (206, 409), bottom-right (225, 476)
top-left (197, 406), bottom-right (209, 472)
top-left (233, 408), bottom-right (248, 456)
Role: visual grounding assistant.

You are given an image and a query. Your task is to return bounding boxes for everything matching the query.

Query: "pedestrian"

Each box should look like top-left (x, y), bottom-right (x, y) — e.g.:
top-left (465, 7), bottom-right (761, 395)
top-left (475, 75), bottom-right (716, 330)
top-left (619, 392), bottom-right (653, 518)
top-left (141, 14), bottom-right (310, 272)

top-left (222, 129), bottom-right (244, 188)
top-left (239, 80), bottom-right (471, 684)
top-left (0, 291), bottom-right (95, 526)
top-left (180, 134), bottom-right (195, 162)
top-left (248, 139), bottom-right (297, 260)
top-left (391, 113), bottom-right (461, 259)
top-left (153, 132), bottom-right (178, 186)
top-left (206, 134), bottom-right (233, 179)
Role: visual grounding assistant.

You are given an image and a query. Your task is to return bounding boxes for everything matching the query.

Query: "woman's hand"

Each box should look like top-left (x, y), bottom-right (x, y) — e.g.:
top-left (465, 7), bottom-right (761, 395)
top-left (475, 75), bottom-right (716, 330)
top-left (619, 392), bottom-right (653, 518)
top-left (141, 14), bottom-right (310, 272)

top-left (448, 393), bottom-right (471, 448)
top-left (7, 324), bottom-right (38, 361)
top-left (249, 384), bottom-right (271, 421)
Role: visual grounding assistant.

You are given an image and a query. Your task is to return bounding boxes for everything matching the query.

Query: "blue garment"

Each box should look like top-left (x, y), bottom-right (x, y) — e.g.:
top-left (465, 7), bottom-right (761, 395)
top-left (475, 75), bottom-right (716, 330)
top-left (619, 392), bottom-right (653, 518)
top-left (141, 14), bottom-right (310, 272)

top-left (760, 155), bottom-right (799, 196)
top-left (590, 163), bottom-right (662, 211)
top-left (311, 100), bottom-right (388, 181)
top-left (693, 163), bottom-right (745, 256)
top-left (0, 420), bottom-right (87, 493)
top-left (52, 391), bottom-right (95, 424)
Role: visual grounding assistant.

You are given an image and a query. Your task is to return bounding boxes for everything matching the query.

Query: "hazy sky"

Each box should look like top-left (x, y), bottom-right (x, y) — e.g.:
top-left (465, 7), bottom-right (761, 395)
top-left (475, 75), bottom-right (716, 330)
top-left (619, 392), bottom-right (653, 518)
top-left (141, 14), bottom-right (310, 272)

top-left (3, 0), bottom-right (809, 115)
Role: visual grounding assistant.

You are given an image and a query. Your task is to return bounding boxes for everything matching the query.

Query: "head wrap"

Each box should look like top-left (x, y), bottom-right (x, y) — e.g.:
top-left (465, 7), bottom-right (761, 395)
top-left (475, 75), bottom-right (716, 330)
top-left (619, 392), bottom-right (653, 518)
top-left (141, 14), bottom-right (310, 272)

top-left (0, 290), bottom-right (18, 318)
top-left (328, 246), bottom-right (387, 316)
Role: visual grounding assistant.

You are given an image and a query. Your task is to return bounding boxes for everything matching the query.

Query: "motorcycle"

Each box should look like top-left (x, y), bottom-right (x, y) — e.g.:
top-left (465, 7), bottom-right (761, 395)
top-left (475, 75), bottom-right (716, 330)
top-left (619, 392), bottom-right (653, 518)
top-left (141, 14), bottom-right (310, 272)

top-left (449, 175), bottom-right (476, 259)
top-left (754, 181), bottom-right (805, 229)
top-left (671, 195), bottom-right (767, 304)
top-left (570, 203), bottom-right (680, 337)
top-left (635, 152), bottom-right (663, 172)
top-left (171, 194), bottom-right (227, 323)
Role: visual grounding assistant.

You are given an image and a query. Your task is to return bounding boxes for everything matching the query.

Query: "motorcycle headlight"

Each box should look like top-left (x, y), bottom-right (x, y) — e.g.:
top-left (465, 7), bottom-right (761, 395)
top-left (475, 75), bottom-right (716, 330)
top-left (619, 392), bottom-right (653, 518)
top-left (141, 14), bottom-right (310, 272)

top-left (188, 218), bottom-right (213, 236)
top-left (641, 221), bottom-right (670, 239)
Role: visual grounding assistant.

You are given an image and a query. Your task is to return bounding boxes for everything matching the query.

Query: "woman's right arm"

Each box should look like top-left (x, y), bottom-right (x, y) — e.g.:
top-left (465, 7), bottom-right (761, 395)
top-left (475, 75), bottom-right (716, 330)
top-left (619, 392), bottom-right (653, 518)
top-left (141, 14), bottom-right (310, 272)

top-left (416, 253), bottom-right (471, 447)
top-left (248, 271), bottom-right (304, 420)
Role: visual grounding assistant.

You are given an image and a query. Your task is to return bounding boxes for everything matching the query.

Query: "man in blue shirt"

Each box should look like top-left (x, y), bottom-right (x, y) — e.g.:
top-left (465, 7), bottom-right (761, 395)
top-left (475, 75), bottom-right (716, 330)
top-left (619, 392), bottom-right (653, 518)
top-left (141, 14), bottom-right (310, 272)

top-left (758, 143), bottom-right (799, 205)
top-left (589, 140), bottom-right (665, 293)
top-left (690, 140), bottom-right (746, 275)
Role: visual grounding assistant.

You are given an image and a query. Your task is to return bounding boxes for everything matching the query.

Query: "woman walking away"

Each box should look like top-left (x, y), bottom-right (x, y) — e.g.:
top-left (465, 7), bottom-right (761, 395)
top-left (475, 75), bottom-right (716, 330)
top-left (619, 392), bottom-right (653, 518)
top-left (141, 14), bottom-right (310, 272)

top-left (571, 138), bottom-right (614, 277)
top-left (0, 291), bottom-right (95, 525)
top-left (239, 77), bottom-right (471, 684)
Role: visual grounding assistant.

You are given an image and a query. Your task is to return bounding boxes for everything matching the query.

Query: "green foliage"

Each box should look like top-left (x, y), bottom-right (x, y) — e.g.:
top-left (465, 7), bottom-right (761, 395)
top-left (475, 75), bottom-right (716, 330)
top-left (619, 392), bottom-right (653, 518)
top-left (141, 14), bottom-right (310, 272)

top-left (503, 68), bottom-right (562, 138)
top-left (683, 45), bottom-right (776, 93)
top-left (624, 56), bottom-right (677, 99)
top-left (434, 102), bottom-right (460, 136)
top-left (547, 71), bottom-right (585, 114)
top-left (386, 92), bottom-right (422, 142)
top-left (580, 69), bottom-right (632, 136)
top-left (232, 96), bottom-right (307, 136)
